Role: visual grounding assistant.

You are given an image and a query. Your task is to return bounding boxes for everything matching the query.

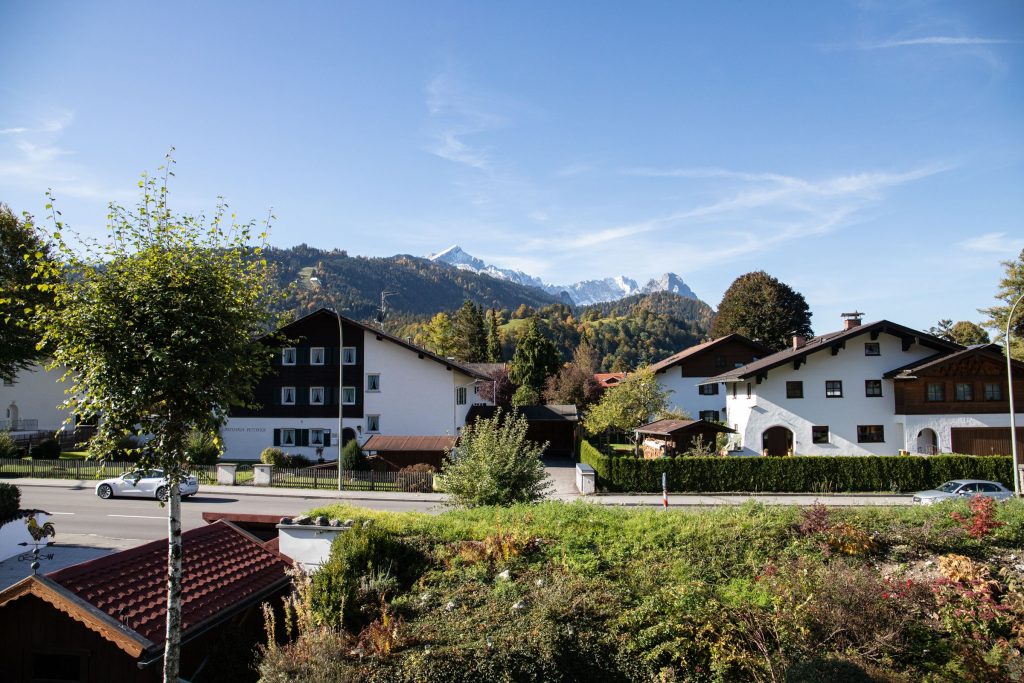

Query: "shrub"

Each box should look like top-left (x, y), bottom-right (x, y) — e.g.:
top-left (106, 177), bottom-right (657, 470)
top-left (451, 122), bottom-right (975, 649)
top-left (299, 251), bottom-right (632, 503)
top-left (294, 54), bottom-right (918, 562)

top-left (579, 441), bottom-right (1014, 493)
top-left (511, 384), bottom-right (540, 406)
top-left (341, 439), bottom-right (368, 471)
top-left (398, 463), bottom-right (436, 492)
top-left (0, 483), bottom-right (20, 526)
top-left (950, 496), bottom-right (1005, 540)
top-left (29, 438), bottom-right (61, 460)
top-left (184, 430), bottom-right (220, 466)
top-left (286, 454), bottom-right (313, 468)
top-left (260, 447), bottom-right (288, 467)
top-left (0, 431), bottom-right (22, 459)
top-left (442, 408), bottom-right (551, 507)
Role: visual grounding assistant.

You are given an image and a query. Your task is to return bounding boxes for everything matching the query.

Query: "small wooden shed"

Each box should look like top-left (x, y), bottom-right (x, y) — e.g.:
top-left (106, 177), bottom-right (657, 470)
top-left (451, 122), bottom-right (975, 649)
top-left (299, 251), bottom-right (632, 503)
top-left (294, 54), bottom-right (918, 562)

top-left (361, 434), bottom-right (458, 471)
top-left (635, 419), bottom-right (734, 459)
top-left (465, 405), bottom-right (579, 457)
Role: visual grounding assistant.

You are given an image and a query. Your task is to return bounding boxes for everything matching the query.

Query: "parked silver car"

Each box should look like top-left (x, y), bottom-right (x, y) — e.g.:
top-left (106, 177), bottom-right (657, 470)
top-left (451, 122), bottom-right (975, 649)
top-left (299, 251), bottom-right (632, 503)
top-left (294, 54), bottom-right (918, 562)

top-left (95, 469), bottom-right (199, 501)
top-left (911, 479), bottom-right (1013, 505)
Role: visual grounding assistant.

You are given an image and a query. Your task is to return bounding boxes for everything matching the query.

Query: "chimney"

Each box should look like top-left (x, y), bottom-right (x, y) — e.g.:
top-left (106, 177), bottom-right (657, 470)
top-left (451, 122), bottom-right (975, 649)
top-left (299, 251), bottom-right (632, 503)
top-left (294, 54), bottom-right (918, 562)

top-left (841, 311), bottom-right (864, 331)
top-left (792, 335), bottom-right (806, 350)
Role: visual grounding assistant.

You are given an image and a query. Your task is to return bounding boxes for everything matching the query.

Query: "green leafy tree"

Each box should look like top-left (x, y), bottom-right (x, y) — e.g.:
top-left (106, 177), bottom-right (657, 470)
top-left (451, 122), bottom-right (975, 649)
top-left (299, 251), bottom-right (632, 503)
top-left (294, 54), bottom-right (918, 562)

top-left (584, 368), bottom-right (671, 441)
top-left (512, 385), bottom-right (540, 406)
top-left (419, 311), bottom-right (457, 358)
top-left (710, 271), bottom-right (812, 351)
top-left (340, 438), bottom-right (368, 471)
top-left (30, 156), bottom-right (277, 683)
top-left (508, 317), bottom-right (561, 395)
top-left (0, 204), bottom-right (54, 380)
top-left (543, 339), bottom-right (601, 408)
top-left (930, 319), bottom-right (990, 346)
top-left (442, 408), bottom-right (551, 507)
top-left (485, 309), bottom-right (503, 362)
top-left (981, 248), bottom-right (1024, 360)
top-left (452, 299), bottom-right (487, 362)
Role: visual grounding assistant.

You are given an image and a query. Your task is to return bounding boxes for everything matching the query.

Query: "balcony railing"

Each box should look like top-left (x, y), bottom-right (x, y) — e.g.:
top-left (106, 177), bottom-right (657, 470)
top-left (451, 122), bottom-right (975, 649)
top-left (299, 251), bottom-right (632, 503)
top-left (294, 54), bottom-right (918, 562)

top-left (0, 419), bottom-right (38, 431)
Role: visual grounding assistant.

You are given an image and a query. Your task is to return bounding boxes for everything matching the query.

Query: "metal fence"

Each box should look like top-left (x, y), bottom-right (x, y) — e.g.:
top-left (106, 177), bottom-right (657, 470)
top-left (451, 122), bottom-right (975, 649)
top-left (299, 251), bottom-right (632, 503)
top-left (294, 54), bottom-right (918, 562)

top-left (270, 466), bottom-right (434, 492)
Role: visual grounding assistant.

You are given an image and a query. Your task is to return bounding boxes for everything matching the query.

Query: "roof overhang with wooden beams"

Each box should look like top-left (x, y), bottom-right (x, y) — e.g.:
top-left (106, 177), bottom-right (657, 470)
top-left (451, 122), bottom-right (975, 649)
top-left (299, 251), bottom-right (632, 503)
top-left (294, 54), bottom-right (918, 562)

top-left (648, 334), bottom-right (771, 374)
top-left (883, 343), bottom-right (1024, 380)
top-left (699, 320), bottom-right (961, 385)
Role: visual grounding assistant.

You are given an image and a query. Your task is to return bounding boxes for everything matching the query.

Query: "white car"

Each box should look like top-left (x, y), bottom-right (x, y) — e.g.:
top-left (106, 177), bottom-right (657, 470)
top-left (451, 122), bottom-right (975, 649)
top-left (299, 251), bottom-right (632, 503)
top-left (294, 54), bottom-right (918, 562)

top-left (911, 479), bottom-right (1013, 505)
top-left (95, 469), bottom-right (199, 501)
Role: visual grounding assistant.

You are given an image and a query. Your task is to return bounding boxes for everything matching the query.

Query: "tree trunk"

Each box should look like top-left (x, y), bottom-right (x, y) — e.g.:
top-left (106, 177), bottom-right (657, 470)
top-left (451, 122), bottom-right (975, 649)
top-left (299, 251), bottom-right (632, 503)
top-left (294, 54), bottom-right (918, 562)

top-left (163, 478), bottom-right (182, 683)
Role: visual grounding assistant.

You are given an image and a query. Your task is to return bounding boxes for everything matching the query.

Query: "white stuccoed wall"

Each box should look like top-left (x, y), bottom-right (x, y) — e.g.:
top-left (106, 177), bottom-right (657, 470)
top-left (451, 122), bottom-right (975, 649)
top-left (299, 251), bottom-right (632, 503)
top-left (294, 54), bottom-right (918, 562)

top-left (897, 413), bottom-right (1024, 454)
top-left (726, 333), bottom-right (936, 456)
top-left (0, 364), bottom-right (74, 432)
top-left (656, 371), bottom-right (728, 420)
top-left (220, 418), bottom-right (345, 461)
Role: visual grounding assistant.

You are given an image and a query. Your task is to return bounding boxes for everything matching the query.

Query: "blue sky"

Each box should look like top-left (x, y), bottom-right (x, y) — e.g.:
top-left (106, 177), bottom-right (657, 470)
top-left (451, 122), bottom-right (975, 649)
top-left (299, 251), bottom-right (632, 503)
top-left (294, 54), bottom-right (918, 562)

top-left (1, 1), bottom-right (1021, 333)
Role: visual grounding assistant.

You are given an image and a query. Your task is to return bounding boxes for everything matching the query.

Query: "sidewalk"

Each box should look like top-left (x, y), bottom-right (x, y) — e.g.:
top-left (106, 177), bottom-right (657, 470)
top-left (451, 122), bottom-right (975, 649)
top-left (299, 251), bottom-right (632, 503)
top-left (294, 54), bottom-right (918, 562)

top-left (11, 478), bottom-right (914, 506)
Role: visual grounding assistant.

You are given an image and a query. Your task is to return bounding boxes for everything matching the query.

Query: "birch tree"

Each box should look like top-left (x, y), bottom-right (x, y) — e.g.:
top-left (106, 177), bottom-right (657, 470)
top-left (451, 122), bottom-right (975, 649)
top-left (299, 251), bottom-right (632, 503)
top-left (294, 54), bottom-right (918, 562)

top-left (29, 154), bottom-right (277, 682)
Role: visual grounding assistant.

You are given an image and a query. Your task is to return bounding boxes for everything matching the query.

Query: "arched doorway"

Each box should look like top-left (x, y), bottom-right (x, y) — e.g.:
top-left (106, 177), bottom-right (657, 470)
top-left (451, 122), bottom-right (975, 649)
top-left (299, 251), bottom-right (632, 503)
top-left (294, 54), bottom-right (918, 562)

top-left (916, 428), bottom-right (938, 455)
top-left (762, 426), bottom-right (793, 456)
top-left (341, 428), bottom-right (357, 446)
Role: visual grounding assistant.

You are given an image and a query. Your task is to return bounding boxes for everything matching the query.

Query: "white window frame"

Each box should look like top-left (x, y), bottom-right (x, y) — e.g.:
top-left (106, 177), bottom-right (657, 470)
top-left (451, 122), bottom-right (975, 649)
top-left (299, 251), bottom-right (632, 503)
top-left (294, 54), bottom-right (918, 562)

top-left (342, 386), bottom-right (357, 405)
top-left (281, 386), bottom-right (296, 405)
top-left (366, 374), bottom-right (381, 392)
top-left (310, 428), bottom-right (327, 446)
top-left (310, 347), bottom-right (325, 365)
top-left (342, 347), bottom-right (357, 365)
top-left (456, 386), bottom-right (467, 405)
top-left (281, 428), bottom-right (296, 446)
top-left (366, 414), bottom-right (380, 433)
top-left (309, 386), bottom-right (325, 405)
top-left (282, 347), bottom-right (297, 366)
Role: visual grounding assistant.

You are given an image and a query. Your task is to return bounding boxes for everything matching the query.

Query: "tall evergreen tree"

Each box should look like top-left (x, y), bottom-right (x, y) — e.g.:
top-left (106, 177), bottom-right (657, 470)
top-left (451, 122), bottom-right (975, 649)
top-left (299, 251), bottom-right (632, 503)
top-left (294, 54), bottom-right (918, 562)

top-left (509, 317), bottom-right (561, 395)
top-left (710, 271), bottom-right (812, 351)
top-left (452, 299), bottom-right (486, 362)
top-left (981, 248), bottom-right (1024, 360)
top-left (485, 309), bottom-right (503, 362)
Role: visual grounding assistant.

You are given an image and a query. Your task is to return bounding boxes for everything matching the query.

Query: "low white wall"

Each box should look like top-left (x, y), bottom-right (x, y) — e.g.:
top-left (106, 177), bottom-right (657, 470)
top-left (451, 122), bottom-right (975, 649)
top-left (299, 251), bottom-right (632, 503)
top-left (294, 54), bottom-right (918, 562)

top-left (277, 524), bottom-right (346, 569)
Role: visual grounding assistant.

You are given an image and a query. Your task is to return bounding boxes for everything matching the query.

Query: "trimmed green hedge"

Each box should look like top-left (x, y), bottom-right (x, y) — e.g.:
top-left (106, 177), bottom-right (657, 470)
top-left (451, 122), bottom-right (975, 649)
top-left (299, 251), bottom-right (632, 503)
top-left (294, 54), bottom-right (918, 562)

top-left (0, 483), bottom-right (20, 526)
top-left (579, 440), bottom-right (1014, 493)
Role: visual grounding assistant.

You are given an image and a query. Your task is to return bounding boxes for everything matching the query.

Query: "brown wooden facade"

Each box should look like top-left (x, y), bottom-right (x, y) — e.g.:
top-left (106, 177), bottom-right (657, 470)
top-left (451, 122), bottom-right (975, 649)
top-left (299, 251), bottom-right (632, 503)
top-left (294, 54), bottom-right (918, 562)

top-left (651, 334), bottom-right (770, 378)
top-left (892, 351), bottom-right (1024, 415)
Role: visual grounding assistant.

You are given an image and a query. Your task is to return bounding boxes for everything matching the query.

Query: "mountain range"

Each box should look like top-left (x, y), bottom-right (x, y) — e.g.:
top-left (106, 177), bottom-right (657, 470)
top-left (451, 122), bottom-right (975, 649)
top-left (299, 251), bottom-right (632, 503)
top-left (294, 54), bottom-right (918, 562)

top-left (427, 245), bottom-right (700, 307)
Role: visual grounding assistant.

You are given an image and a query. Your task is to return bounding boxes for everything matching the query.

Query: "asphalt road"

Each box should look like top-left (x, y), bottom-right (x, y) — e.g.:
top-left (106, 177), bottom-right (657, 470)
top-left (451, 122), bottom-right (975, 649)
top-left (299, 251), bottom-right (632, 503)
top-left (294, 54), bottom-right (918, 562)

top-left (17, 484), bottom-right (443, 548)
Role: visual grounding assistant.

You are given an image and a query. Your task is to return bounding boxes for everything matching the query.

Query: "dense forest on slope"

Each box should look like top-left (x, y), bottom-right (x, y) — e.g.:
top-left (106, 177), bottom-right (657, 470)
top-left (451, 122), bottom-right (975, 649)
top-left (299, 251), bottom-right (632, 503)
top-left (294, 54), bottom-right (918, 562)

top-left (265, 244), bottom-right (565, 319)
top-left (266, 245), bottom-right (715, 371)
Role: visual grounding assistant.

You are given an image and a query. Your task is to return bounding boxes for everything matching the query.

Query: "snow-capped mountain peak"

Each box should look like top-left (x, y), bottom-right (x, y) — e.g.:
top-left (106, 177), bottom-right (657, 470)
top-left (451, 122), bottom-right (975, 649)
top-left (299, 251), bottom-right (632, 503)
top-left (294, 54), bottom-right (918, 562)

top-left (427, 246), bottom-right (698, 306)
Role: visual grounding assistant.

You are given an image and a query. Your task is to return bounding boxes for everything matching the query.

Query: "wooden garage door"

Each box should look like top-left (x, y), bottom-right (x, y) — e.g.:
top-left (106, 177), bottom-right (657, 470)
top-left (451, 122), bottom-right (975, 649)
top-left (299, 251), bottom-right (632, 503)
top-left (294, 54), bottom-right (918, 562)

top-left (951, 427), bottom-right (1024, 456)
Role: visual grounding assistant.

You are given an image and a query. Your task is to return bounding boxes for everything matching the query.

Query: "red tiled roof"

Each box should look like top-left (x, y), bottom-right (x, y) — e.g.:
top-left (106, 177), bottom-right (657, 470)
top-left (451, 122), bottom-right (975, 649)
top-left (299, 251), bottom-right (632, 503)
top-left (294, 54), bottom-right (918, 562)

top-left (46, 521), bottom-right (291, 650)
top-left (594, 372), bottom-right (627, 386)
top-left (362, 434), bottom-right (458, 452)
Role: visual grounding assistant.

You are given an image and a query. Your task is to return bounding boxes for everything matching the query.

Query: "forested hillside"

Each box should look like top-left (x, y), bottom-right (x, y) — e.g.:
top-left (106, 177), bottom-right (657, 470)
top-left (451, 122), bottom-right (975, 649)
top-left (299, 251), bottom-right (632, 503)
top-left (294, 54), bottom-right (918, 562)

top-left (265, 244), bottom-right (565, 319)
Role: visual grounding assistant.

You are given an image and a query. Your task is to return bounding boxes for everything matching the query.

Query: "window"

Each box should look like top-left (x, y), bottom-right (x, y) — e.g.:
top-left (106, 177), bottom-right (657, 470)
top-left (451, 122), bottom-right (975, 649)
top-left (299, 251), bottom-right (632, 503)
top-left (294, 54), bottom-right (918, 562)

top-left (281, 386), bottom-right (296, 405)
top-left (281, 429), bottom-right (296, 446)
top-left (341, 387), bottom-right (356, 405)
top-left (282, 347), bottom-right (297, 365)
top-left (456, 386), bottom-right (467, 405)
top-left (366, 415), bottom-right (380, 432)
top-left (342, 347), bottom-right (357, 365)
top-left (699, 383), bottom-right (719, 395)
top-left (309, 386), bottom-right (325, 405)
top-left (786, 381), bottom-right (804, 399)
top-left (367, 374), bottom-right (380, 392)
top-left (825, 380), bottom-right (843, 398)
top-left (857, 425), bottom-right (885, 443)
top-left (310, 428), bottom-right (329, 446)
top-left (926, 383), bottom-right (945, 401)
top-left (984, 383), bottom-right (1002, 401)
top-left (699, 410), bottom-right (719, 422)
top-left (812, 425), bottom-right (829, 444)
top-left (865, 380), bottom-right (883, 397)
top-left (310, 347), bottom-right (325, 365)
top-left (864, 342), bottom-right (880, 356)
top-left (954, 383), bottom-right (973, 401)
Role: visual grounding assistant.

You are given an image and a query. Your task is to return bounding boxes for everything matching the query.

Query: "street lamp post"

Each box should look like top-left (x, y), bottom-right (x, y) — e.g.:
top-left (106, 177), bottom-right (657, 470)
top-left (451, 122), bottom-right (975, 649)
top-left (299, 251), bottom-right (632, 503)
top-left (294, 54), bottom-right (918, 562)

top-left (309, 276), bottom-right (344, 492)
top-left (1006, 292), bottom-right (1024, 498)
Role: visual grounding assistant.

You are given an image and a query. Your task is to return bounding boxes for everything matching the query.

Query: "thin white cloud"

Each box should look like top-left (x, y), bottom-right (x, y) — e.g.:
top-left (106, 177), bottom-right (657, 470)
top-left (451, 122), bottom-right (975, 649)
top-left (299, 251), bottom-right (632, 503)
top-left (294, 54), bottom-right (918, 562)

top-left (861, 36), bottom-right (1011, 49)
top-left (958, 232), bottom-right (1024, 254)
top-left (423, 70), bottom-right (509, 171)
top-left (0, 127), bottom-right (28, 135)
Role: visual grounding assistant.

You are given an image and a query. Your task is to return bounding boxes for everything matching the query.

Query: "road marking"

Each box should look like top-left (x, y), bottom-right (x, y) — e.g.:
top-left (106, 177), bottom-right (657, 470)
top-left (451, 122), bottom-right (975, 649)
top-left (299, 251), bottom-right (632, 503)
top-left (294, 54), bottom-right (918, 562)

top-left (107, 514), bottom-right (165, 520)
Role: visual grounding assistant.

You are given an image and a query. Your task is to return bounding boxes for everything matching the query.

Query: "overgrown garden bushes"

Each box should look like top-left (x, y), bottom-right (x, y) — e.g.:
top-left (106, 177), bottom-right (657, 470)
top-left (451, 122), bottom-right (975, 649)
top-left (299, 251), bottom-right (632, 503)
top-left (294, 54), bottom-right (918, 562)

top-left (579, 440), bottom-right (1013, 493)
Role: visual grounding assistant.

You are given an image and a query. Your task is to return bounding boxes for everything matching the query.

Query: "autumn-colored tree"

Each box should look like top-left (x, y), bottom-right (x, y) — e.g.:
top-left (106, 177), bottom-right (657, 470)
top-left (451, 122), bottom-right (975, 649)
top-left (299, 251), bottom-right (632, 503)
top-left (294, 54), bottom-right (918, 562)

top-left (479, 366), bottom-right (516, 407)
top-left (420, 311), bottom-right (457, 358)
top-left (710, 271), bottom-right (812, 351)
top-left (543, 339), bottom-right (601, 408)
top-left (583, 368), bottom-right (671, 441)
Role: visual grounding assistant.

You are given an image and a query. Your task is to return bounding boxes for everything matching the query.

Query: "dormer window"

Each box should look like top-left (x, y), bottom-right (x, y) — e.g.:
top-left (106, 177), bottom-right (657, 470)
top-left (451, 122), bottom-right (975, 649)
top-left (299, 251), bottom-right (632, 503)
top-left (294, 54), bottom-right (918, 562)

top-left (310, 347), bottom-right (325, 365)
top-left (282, 348), bottom-right (297, 365)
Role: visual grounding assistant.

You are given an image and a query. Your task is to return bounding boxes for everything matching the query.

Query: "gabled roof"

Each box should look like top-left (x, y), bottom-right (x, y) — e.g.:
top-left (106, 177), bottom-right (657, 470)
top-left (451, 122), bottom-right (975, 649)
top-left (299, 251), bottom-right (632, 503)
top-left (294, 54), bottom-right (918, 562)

top-left (648, 334), bottom-right (770, 374)
top-left (275, 308), bottom-right (491, 380)
top-left (466, 404), bottom-right (579, 422)
top-left (363, 434), bottom-right (458, 452)
top-left (883, 343), bottom-right (1024, 379)
top-left (0, 521), bottom-right (292, 658)
top-left (703, 321), bottom-right (961, 384)
top-left (635, 419), bottom-right (735, 436)
top-left (594, 372), bottom-right (627, 387)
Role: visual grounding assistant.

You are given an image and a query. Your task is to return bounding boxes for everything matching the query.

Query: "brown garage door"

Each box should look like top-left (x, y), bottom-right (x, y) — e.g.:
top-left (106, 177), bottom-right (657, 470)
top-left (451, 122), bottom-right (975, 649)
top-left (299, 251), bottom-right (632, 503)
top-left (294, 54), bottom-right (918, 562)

top-left (951, 427), bottom-right (1024, 456)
